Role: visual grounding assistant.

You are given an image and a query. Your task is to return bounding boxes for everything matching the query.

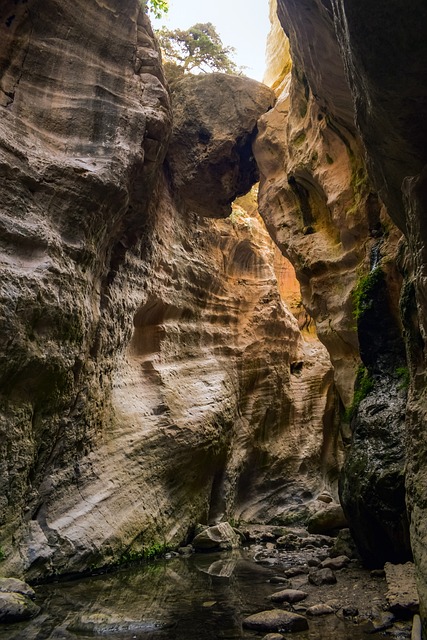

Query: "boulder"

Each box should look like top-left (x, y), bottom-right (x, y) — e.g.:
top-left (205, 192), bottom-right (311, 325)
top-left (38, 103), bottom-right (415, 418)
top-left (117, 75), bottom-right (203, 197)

top-left (308, 568), bottom-right (337, 586)
top-left (167, 74), bottom-right (275, 218)
top-left (0, 577), bottom-right (35, 599)
top-left (385, 562), bottom-right (419, 615)
top-left (0, 591), bottom-right (40, 623)
top-left (191, 522), bottom-right (241, 551)
top-left (242, 609), bottom-right (309, 632)
top-left (307, 504), bottom-right (348, 535)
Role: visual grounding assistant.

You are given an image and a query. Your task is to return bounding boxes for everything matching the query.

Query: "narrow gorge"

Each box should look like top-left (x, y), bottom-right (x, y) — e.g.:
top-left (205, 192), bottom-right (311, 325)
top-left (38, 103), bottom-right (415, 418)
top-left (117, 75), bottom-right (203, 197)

top-left (0, 0), bottom-right (426, 637)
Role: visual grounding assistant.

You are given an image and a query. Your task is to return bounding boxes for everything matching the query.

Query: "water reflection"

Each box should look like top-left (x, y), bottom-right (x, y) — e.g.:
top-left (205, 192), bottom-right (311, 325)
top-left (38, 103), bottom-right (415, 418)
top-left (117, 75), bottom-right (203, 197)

top-left (1, 550), bottom-right (381, 640)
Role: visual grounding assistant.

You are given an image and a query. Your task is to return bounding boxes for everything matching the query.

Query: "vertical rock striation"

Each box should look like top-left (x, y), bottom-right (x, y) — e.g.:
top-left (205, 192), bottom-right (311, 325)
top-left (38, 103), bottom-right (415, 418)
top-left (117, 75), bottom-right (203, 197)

top-left (257, 0), bottom-right (411, 570)
top-left (331, 0), bottom-right (427, 620)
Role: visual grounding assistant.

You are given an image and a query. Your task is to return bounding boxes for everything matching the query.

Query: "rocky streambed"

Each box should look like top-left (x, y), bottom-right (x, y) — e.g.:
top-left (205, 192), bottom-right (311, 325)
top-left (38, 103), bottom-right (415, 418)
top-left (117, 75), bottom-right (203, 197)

top-left (0, 525), bottom-right (420, 640)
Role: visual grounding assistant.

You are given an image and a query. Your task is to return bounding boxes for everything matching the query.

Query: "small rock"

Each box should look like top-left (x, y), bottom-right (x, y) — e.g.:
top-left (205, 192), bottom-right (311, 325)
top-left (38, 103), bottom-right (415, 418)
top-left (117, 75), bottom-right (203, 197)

top-left (306, 604), bottom-right (334, 616)
top-left (411, 614), bottom-right (422, 640)
top-left (261, 634), bottom-right (284, 640)
top-left (320, 555), bottom-right (350, 570)
top-left (270, 589), bottom-right (308, 604)
top-left (0, 578), bottom-right (36, 600)
top-left (308, 568), bottom-right (337, 586)
top-left (342, 606), bottom-right (359, 617)
top-left (269, 576), bottom-right (292, 586)
top-left (284, 566), bottom-right (308, 578)
top-left (307, 557), bottom-right (321, 567)
top-left (0, 592), bottom-right (40, 623)
top-left (242, 609), bottom-right (309, 632)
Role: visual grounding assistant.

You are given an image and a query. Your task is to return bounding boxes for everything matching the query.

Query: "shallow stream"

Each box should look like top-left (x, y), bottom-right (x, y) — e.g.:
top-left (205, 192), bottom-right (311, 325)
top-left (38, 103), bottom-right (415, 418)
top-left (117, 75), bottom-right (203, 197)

top-left (1, 548), bottom-right (392, 640)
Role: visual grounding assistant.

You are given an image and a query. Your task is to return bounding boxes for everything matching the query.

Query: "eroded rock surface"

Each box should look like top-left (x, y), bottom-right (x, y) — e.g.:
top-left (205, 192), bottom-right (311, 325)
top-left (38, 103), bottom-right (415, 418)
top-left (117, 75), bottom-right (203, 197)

top-left (258, 0), bottom-right (409, 573)
top-left (0, 0), bottom-right (339, 579)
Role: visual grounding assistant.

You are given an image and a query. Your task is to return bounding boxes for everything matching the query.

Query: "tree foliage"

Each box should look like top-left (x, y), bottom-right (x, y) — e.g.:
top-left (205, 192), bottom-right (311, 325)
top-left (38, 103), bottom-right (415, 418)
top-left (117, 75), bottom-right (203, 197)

top-left (156, 22), bottom-right (239, 75)
top-left (142, 0), bottom-right (169, 20)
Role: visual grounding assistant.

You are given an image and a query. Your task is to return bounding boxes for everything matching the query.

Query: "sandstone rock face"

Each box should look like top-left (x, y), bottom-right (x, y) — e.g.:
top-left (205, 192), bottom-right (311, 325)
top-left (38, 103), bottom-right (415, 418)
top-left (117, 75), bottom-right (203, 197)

top-left (259, 0), bottom-right (409, 570)
top-left (167, 74), bottom-right (275, 218)
top-left (331, 0), bottom-right (427, 623)
top-left (0, 1), bottom-right (339, 579)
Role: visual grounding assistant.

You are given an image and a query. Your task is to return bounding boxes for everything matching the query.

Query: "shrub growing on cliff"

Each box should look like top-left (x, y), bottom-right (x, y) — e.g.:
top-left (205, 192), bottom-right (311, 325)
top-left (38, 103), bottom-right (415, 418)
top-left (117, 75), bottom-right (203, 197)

top-left (156, 22), bottom-right (239, 75)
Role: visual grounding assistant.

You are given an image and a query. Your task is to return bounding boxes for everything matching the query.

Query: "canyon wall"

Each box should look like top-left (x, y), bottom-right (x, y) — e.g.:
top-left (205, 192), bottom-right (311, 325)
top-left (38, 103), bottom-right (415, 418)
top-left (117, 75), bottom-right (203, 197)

top-left (257, 0), bottom-right (410, 568)
top-left (260, 0), bottom-right (427, 622)
top-left (0, 0), bottom-right (339, 579)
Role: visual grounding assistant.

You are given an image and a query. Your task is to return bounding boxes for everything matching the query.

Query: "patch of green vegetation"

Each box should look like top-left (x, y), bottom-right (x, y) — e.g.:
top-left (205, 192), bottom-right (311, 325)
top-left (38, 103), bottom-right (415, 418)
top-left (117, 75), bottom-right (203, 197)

top-left (352, 267), bottom-right (384, 321)
top-left (326, 153), bottom-right (334, 165)
top-left (120, 542), bottom-right (167, 565)
top-left (395, 366), bottom-right (410, 391)
top-left (344, 364), bottom-right (374, 422)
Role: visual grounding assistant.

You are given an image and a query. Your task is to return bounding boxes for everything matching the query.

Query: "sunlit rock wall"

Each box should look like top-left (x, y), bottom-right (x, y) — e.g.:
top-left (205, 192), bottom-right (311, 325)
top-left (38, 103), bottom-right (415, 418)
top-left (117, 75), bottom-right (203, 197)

top-left (258, 0), bottom-right (410, 568)
top-left (0, 0), bottom-right (339, 579)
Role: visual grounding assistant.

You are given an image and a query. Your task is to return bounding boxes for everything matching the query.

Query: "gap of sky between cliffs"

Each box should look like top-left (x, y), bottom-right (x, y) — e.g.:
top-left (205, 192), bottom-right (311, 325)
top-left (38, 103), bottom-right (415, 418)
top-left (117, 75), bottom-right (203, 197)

top-left (151, 0), bottom-right (270, 82)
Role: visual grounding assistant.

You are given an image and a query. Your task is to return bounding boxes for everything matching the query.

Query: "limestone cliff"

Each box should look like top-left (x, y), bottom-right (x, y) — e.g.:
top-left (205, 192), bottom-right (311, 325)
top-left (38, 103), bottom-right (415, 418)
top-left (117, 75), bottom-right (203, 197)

top-left (0, 0), bottom-right (339, 578)
top-left (257, 0), bottom-right (411, 568)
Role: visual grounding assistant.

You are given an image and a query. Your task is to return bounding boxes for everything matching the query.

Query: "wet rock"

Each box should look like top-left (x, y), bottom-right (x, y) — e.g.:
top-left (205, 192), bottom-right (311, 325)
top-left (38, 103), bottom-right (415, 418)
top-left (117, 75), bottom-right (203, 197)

top-left (192, 522), bottom-right (241, 551)
top-left (339, 379), bottom-right (411, 568)
top-left (307, 504), bottom-right (348, 535)
top-left (269, 589), bottom-right (308, 604)
top-left (242, 609), bottom-right (309, 632)
top-left (177, 545), bottom-right (194, 556)
top-left (308, 568), bottom-right (337, 586)
top-left (385, 562), bottom-right (419, 616)
top-left (0, 591), bottom-right (40, 623)
top-left (306, 603), bottom-right (334, 616)
top-left (0, 577), bottom-right (35, 599)
top-left (360, 609), bottom-right (395, 633)
top-left (69, 614), bottom-right (167, 634)
top-left (320, 555), bottom-right (350, 570)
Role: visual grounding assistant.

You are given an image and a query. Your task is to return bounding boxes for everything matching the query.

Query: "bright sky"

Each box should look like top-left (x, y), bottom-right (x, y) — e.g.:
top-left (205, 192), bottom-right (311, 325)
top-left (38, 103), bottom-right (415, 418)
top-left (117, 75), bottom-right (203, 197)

top-left (151, 0), bottom-right (271, 81)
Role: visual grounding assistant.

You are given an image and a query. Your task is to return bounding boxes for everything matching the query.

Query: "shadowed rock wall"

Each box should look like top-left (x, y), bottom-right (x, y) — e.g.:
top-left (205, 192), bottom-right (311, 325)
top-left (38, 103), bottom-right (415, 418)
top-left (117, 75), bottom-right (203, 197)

top-left (257, 0), bottom-right (411, 573)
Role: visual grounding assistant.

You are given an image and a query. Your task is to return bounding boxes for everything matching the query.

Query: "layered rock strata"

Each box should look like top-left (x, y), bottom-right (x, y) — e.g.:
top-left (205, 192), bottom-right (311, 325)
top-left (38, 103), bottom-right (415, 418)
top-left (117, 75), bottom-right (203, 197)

top-left (0, 0), bottom-right (339, 579)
